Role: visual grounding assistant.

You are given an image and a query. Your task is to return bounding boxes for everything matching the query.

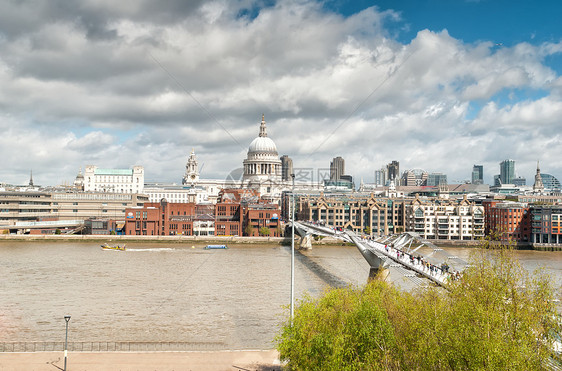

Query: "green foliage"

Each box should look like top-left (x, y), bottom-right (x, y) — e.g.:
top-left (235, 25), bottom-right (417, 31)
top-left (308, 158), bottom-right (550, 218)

top-left (364, 226), bottom-right (371, 235)
top-left (259, 227), bottom-right (270, 236)
top-left (244, 224), bottom-right (253, 236)
top-left (54, 228), bottom-right (61, 235)
top-left (277, 248), bottom-right (561, 370)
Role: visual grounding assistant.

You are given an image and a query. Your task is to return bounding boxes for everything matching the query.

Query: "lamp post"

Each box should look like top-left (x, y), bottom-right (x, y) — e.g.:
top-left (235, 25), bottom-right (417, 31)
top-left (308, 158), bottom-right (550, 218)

top-left (290, 174), bottom-right (295, 321)
top-left (64, 315), bottom-right (71, 371)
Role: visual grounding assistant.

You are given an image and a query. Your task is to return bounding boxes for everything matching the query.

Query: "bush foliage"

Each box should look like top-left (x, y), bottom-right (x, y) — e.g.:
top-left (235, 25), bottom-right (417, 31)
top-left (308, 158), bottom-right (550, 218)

top-left (277, 249), bottom-right (561, 370)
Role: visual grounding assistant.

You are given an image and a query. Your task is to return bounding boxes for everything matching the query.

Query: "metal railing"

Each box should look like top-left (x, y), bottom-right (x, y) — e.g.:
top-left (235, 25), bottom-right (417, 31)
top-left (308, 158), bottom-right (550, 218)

top-left (0, 341), bottom-right (226, 353)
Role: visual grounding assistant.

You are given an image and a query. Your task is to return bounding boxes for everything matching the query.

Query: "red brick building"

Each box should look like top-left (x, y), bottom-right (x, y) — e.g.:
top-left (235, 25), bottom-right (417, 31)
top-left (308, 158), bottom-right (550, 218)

top-left (483, 199), bottom-right (530, 242)
top-left (125, 200), bottom-right (198, 236)
top-left (244, 204), bottom-right (280, 237)
top-left (214, 189), bottom-right (281, 237)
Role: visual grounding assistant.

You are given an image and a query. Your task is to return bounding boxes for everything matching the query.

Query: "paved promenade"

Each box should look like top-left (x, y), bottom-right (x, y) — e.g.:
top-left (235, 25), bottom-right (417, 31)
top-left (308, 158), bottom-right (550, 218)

top-left (0, 350), bottom-right (282, 371)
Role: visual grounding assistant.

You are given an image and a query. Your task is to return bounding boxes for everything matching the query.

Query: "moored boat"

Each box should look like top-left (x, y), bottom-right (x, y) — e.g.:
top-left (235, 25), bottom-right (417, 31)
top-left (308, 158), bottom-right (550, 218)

top-left (101, 243), bottom-right (126, 251)
top-left (204, 244), bottom-right (228, 250)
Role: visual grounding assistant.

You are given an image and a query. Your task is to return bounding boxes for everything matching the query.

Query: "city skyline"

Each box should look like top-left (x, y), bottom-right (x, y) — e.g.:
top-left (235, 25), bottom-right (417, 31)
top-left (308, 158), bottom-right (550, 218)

top-left (0, 1), bottom-right (561, 186)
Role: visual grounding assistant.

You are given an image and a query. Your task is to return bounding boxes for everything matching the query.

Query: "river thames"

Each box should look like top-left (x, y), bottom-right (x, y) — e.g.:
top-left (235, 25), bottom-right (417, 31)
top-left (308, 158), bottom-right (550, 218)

top-left (1, 241), bottom-right (560, 349)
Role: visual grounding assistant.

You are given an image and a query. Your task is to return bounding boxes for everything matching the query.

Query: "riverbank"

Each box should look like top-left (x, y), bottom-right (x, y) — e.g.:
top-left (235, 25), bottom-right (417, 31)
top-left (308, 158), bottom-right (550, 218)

top-left (1, 233), bottom-right (560, 251)
top-left (0, 233), bottom-right (352, 246)
top-left (0, 350), bottom-right (282, 371)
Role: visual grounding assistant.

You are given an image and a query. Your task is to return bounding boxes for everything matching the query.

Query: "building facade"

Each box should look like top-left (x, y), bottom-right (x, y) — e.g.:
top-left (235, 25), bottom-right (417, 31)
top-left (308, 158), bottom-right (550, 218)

top-left (242, 115), bottom-right (282, 185)
top-left (280, 155), bottom-right (293, 182)
top-left (83, 166), bottom-right (144, 194)
top-left (295, 192), bottom-right (408, 235)
top-left (472, 165), bottom-right (483, 185)
top-left (405, 196), bottom-right (485, 240)
top-left (330, 157), bottom-right (345, 181)
top-left (530, 205), bottom-right (562, 244)
top-left (426, 173), bottom-right (447, 186)
top-left (499, 159), bottom-right (515, 185)
top-left (483, 200), bottom-right (530, 243)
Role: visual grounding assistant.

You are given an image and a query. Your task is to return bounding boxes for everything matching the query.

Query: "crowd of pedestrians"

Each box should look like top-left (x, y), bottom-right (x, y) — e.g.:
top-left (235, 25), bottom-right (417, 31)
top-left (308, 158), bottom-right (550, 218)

top-left (363, 235), bottom-right (462, 283)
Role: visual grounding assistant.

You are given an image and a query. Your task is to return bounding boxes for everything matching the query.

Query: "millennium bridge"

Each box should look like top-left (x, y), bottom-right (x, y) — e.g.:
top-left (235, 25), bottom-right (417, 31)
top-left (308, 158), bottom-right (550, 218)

top-left (292, 221), bottom-right (469, 288)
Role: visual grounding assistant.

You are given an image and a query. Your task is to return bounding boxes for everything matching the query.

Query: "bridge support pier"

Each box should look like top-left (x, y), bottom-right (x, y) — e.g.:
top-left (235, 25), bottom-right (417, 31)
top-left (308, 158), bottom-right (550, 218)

top-left (299, 234), bottom-right (312, 250)
top-left (368, 266), bottom-right (389, 281)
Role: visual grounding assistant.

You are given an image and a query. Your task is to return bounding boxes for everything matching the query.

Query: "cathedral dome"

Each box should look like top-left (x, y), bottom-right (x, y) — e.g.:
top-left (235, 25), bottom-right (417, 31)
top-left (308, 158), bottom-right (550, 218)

top-left (248, 136), bottom-right (278, 154)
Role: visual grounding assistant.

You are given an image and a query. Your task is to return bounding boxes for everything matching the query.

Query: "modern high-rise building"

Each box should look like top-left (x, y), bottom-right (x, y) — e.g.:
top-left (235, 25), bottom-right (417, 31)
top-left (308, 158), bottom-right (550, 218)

top-left (471, 165), bottom-right (483, 185)
top-left (330, 156), bottom-right (345, 181)
top-left (539, 174), bottom-right (561, 192)
top-left (280, 155), bottom-right (293, 182)
top-left (499, 159), bottom-right (515, 184)
top-left (386, 161), bottom-right (400, 182)
top-left (513, 176), bottom-right (526, 186)
top-left (374, 168), bottom-right (387, 186)
top-left (426, 173), bottom-right (447, 186)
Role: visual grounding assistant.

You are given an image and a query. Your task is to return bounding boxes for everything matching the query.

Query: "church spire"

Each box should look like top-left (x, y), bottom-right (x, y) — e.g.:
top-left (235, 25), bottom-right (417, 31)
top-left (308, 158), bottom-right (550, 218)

top-left (259, 114), bottom-right (267, 138)
top-left (29, 170), bottom-right (33, 186)
top-left (533, 160), bottom-right (544, 193)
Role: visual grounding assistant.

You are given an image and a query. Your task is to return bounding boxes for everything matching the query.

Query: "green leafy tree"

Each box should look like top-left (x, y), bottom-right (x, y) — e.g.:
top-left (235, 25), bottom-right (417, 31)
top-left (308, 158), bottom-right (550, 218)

top-left (364, 226), bottom-right (371, 235)
top-left (259, 227), bottom-right (270, 236)
top-left (277, 242), bottom-right (561, 370)
top-left (244, 224), bottom-right (253, 236)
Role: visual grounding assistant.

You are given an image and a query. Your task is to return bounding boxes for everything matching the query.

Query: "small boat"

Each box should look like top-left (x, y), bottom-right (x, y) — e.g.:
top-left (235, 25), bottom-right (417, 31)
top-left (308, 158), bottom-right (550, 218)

top-left (101, 243), bottom-right (126, 251)
top-left (204, 244), bottom-right (228, 250)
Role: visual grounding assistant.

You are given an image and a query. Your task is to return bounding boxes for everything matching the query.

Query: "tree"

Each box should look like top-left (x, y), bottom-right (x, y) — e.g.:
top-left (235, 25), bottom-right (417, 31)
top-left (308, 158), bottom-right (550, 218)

top-left (54, 228), bottom-right (61, 235)
top-left (364, 226), bottom-right (371, 235)
top-left (277, 243), bottom-right (561, 370)
top-left (259, 227), bottom-right (270, 236)
top-left (244, 224), bottom-right (253, 236)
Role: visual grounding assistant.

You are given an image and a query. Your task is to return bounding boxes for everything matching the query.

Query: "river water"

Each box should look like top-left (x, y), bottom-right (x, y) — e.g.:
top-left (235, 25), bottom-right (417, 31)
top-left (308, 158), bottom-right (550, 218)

top-left (1, 242), bottom-right (560, 349)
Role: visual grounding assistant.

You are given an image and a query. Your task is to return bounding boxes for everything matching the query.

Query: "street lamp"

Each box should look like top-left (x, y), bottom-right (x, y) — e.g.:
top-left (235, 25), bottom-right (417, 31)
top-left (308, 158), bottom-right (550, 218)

top-left (64, 315), bottom-right (71, 371)
top-left (290, 174), bottom-right (295, 321)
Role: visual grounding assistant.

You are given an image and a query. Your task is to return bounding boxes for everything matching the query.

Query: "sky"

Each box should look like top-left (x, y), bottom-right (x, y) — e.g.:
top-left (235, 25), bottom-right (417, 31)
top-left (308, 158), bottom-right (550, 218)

top-left (1, 0), bottom-right (561, 187)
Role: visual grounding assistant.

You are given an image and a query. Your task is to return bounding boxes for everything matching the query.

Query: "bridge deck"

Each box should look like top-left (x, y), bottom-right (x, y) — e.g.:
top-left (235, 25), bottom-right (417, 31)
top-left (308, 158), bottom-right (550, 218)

top-left (295, 221), bottom-right (461, 287)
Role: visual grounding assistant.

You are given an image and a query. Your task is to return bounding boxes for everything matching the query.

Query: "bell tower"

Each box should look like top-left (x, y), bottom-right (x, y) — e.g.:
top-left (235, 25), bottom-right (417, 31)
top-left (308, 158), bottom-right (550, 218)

top-left (183, 149), bottom-right (200, 185)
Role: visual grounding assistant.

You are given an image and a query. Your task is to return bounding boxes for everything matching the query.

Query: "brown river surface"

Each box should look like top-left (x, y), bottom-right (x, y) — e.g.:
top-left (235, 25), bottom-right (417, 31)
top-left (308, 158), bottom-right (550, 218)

top-left (1, 241), bottom-right (560, 349)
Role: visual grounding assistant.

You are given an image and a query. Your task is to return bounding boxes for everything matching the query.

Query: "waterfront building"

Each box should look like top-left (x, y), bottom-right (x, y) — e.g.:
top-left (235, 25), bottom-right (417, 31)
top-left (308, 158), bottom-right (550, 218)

top-left (499, 159), bottom-right (515, 185)
top-left (530, 205), bottom-right (562, 244)
top-left (483, 199), bottom-right (530, 243)
top-left (0, 189), bottom-right (148, 233)
top-left (472, 165), bottom-right (483, 185)
top-left (212, 189), bottom-right (281, 237)
top-left (124, 200), bottom-right (215, 236)
top-left (405, 196), bottom-right (485, 240)
top-left (295, 192), bottom-right (409, 235)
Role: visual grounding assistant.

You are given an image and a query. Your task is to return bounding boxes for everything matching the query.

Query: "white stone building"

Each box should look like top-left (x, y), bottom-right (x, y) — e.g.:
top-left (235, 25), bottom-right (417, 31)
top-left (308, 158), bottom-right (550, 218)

top-left (82, 166), bottom-right (144, 194)
top-left (405, 196), bottom-right (485, 240)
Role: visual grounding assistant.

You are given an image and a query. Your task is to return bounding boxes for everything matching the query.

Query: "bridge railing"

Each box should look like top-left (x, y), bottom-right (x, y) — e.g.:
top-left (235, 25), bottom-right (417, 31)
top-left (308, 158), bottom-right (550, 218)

top-left (0, 341), bottom-right (226, 353)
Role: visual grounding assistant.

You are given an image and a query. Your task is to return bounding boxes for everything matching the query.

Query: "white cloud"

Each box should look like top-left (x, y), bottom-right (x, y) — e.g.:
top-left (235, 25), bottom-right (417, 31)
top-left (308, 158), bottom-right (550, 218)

top-left (0, 0), bottom-right (561, 186)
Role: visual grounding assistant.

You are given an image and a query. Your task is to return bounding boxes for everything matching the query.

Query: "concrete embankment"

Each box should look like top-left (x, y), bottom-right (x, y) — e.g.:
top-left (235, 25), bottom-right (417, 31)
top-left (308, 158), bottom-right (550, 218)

top-left (0, 350), bottom-right (282, 371)
top-left (0, 233), bottom-right (347, 246)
